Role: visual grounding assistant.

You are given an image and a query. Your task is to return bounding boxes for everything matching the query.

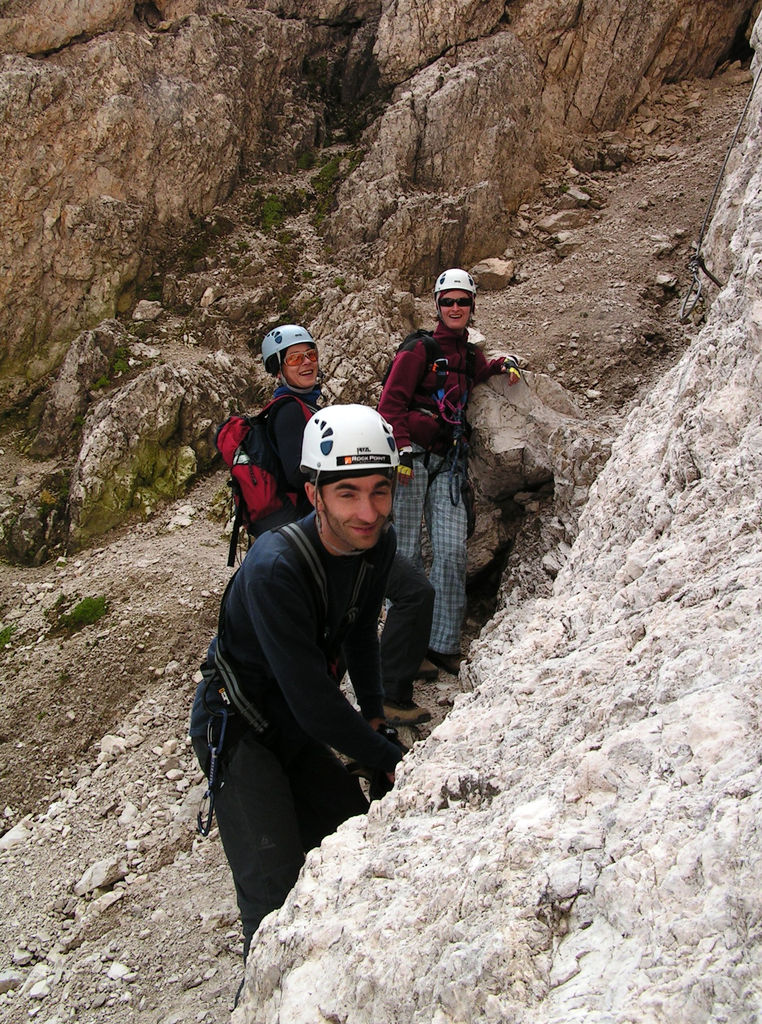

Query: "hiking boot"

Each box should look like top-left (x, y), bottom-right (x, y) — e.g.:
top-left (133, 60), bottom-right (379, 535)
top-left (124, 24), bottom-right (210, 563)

top-left (426, 648), bottom-right (462, 675)
top-left (416, 657), bottom-right (439, 681)
top-left (383, 699), bottom-right (432, 726)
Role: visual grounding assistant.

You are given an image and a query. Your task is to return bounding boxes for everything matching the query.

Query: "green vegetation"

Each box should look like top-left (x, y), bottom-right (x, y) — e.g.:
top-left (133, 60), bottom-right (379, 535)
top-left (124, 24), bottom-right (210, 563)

top-left (111, 346), bottom-right (130, 376)
top-left (249, 190), bottom-right (307, 233)
top-left (39, 488), bottom-right (59, 517)
top-left (311, 150), bottom-right (363, 227)
top-left (49, 595), bottom-right (108, 634)
top-left (0, 624), bottom-right (15, 650)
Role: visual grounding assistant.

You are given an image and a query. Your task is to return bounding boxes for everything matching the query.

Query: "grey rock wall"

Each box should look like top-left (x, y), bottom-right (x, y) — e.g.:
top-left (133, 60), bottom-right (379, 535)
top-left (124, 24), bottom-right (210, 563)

top-left (0, 3), bottom-right (326, 395)
top-left (2, 0), bottom-right (754, 408)
top-left (328, 0), bottom-right (755, 279)
top-left (234, 25), bottom-right (762, 1024)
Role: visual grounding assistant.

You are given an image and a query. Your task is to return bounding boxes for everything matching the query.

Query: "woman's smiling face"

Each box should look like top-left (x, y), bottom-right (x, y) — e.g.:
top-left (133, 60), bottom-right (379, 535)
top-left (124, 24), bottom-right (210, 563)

top-left (437, 289), bottom-right (474, 330)
top-left (280, 343), bottom-right (319, 388)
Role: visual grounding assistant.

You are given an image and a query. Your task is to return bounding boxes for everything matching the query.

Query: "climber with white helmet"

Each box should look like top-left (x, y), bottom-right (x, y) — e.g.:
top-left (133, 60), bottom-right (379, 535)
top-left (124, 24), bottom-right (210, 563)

top-left (189, 404), bottom-right (406, 983)
top-left (378, 268), bottom-right (521, 675)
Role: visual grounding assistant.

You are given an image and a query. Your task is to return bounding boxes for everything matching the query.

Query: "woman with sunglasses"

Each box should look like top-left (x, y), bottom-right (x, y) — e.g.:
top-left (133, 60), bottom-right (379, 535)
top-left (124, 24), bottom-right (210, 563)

top-left (258, 324), bottom-right (436, 726)
top-left (378, 268), bottom-right (521, 675)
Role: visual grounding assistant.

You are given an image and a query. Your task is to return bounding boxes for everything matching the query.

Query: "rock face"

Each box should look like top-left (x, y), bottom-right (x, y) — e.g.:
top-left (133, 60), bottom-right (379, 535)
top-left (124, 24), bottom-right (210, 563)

top-left (327, 0), bottom-right (754, 279)
top-left (67, 351), bottom-right (259, 543)
top-left (1, 0), bottom-right (754, 408)
top-left (234, 28), bottom-right (762, 1024)
top-left (0, 2), bottom-right (339, 397)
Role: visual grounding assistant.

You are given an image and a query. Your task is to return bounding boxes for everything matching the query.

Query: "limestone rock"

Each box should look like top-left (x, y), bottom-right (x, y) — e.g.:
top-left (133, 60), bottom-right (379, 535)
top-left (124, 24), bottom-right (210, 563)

top-left (67, 350), bottom-right (260, 544)
top-left (466, 371), bottom-right (609, 575)
top-left (470, 258), bottom-right (515, 290)
top-left (326, 32), bottom-right (544, 282)
top-left (32, 320), bottom-right (132, 458)
top-left (374, 0), bottom-right (506, 84)
top-left (0, 0), bottom-right (134, 57)
top-left (132, 300), bottom-right (163, 322)
top-left (73, 855), bottom-right (127, 896)
top-left (326, 1), bottom-right (748, 280)
top-left (0, 8), bottom-right (325, 397)
top-left (468, 371), bottom-right (586, 503)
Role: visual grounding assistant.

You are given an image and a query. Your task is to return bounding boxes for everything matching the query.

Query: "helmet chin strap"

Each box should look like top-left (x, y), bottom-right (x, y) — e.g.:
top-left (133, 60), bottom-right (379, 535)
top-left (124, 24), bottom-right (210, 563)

top-left (278, 368), bottom-right (322, 395)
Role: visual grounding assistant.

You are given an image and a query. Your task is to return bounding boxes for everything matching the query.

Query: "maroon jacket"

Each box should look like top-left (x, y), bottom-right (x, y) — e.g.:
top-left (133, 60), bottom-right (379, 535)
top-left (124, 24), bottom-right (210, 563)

top-left (378, 322), bottom-right (504, 454)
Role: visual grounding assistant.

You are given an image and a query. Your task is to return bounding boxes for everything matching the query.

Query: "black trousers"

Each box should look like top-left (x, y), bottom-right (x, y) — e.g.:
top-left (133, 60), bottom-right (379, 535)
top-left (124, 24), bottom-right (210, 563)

top-left (194, 726), bottom-right (368, 957)
top-left (380, 553), bottom-right (435, 702)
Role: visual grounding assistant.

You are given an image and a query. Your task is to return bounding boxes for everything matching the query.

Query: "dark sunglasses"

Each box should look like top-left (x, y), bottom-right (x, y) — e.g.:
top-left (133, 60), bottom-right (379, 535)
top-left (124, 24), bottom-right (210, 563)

top-left (438, 296), bottom-right (473, 308)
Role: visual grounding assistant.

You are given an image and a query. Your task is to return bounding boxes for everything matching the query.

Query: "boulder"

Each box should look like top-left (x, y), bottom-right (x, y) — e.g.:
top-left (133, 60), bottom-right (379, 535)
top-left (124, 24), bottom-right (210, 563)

top-left (32, 320), bottom-right (132, 458)
top-left (470, 258), bottom-right (515, 290)
top-left (67, 349), bottom-right (261, 544)
top-left (466, 371), bottom-right (611, 575)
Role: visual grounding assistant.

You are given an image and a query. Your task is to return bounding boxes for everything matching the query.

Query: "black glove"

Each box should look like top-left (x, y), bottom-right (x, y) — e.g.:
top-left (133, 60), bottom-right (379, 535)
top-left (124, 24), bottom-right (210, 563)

top-left (397, 451), bottom-right (414, 483)
top-left (369, 723), bottom-right (409, 800)
top-left (500, 355), bottom-right (521, 382)
top-left (377, 722), bottom-right (409, 754)
top-left (349, 724), bottom-right (407, 801)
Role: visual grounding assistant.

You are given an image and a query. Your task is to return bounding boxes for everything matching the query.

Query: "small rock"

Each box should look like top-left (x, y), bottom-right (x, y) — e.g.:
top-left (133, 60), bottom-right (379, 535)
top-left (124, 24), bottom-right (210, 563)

top-left (132, 300), bottom-right (162, 322)
top-left (559, 186), bottom-right (591, 208)
top-left (74, 856), bottom-right (128, 896)
top-left (0, 818), bottom-right (33, 851)
top-left (99, 735), bottom-right (128, 759)
top-left (107, 961), bottom-right (135, 981)
top-left (655, 273), bottom-right (678, 291)
top-left (469, 258), bottom-right (515, 289)
top-left (536, 209), bottom-right (591, 233)
top-left (0, 969), bottom-right (24, 993)
top-left (29, 978), bottom-right (51, 999)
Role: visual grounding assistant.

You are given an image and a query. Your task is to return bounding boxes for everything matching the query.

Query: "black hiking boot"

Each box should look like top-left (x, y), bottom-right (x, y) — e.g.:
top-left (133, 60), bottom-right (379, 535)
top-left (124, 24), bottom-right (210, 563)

top-left (426, 648), bottom-right (462, 675)
top-left (416, 657), bottom-right (440, 680)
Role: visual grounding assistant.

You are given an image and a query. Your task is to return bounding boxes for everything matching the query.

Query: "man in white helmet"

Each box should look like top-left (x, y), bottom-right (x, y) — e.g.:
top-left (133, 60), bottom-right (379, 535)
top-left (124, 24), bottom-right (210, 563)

top-left (253, 324), bottom-right (436, 725)
top-left (378, 269), bottom-right (521, 674)
top-left (189, 404), bottom-right (405, 980)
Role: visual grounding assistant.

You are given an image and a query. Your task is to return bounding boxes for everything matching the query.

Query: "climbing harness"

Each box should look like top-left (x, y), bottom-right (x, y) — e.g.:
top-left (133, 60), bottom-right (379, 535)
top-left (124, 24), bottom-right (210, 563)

top-left (680, 62), bottom-right (762, 321)
top-left (197, 702), bottom-right (228, 837)
top-left (447, 424), bottom-right (470, 508)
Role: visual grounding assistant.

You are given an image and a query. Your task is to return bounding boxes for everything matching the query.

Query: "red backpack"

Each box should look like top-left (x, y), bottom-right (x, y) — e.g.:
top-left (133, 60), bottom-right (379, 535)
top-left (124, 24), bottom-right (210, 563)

top-left (215, 394), bottom-right (313, 565)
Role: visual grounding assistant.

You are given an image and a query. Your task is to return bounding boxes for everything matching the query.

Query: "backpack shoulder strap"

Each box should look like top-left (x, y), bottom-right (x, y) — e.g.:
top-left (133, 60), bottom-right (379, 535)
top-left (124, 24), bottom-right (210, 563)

top-left (464, 340), bottom-right (476, 385)
top-left (278, 522), bottom-right (328, 615)
top-left (404, 331), bottom-right (448, 394)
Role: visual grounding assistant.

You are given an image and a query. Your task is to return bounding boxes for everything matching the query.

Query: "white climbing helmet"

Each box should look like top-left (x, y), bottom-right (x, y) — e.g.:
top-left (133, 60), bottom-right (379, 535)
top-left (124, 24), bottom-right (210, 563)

top-left (261, 324), bottom-right (316, 375)
top-left (300, 405), bottom-right (399, 480)
top-left (433, 268), bottom-right (476, 299)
